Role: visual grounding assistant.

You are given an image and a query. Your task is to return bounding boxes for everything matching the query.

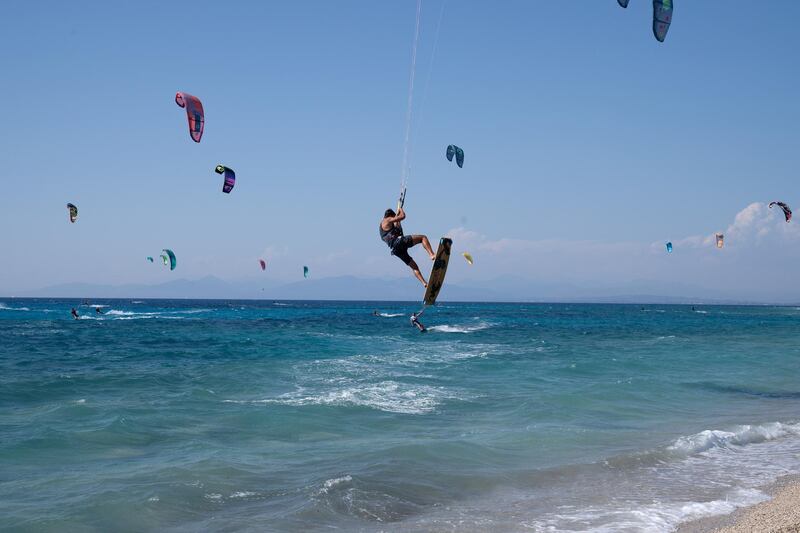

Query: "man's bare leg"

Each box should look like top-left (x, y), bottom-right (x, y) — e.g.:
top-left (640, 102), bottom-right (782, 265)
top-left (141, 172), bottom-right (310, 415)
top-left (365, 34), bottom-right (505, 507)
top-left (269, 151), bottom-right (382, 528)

top-left (411, 235), bottom-right (436, 260)
top-left (408, 259), bottom-right (428, 287)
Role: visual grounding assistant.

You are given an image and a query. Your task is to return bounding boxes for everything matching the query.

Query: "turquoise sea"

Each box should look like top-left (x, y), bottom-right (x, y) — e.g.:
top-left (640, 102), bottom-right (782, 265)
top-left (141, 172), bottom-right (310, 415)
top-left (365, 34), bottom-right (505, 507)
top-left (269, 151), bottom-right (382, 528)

top-left (2, 299), bottom-right (800, 532)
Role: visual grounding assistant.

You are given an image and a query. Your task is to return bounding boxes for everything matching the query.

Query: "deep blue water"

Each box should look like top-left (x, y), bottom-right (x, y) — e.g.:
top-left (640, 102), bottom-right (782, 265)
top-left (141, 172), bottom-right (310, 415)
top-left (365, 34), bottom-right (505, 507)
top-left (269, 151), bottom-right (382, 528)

top-left (2, 299), bottom-right (800, 532)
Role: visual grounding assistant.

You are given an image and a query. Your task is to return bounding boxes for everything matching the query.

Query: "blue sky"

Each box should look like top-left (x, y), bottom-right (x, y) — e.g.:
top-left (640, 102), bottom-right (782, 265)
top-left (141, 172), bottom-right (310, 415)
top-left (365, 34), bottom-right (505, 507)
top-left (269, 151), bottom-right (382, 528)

top-left (2, 1), bottom-right (799, 299)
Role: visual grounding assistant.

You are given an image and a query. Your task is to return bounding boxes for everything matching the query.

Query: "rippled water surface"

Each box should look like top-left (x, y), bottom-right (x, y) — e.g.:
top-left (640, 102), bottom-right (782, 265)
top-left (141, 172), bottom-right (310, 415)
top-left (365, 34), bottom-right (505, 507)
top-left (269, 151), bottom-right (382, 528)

top-left (2, 299), bottom-right (800, 532)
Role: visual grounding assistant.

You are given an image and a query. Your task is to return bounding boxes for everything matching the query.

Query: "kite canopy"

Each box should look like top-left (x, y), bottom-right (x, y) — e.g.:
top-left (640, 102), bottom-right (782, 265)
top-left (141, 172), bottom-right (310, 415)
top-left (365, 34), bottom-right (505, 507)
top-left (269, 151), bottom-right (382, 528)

top-left (652, 0), bottom-right (673, 42)
top-left (215, 165), bottom-right (236, 194)
top-left (715, 233), bottom-right (724, 249)
top-left (462, 252), bottom-right (474, 265)
top-left (259, 259), bottom-right (266, 271)
top-left (666, 242), bottom-right (673, 253)
top-left (618, 0), bottom-right (630, 7)
top-left (446, 145), bottom-right (464, 168)
top-left (162, 249), bottom-right (177, 270)
top-left (303, 266), bottom-right (309, 278)
top-left (769, 201), bottom-right (792, 223)
top-left (175, 92), bottom-right (204, 143)
top-left (66, 203), bottom-right (78, 223)
top-left (147, 256), bottom-right (154, 263)
top-left (160, 254), bottom-right (168, 266)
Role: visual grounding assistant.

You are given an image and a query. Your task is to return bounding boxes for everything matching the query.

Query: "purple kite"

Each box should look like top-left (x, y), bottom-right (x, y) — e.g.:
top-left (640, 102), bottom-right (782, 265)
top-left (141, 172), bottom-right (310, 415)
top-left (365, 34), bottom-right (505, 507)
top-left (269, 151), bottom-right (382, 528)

top-left (769, 201), bottom-right (792, 223)
top-left (214, 165), bottom-right (235, 194)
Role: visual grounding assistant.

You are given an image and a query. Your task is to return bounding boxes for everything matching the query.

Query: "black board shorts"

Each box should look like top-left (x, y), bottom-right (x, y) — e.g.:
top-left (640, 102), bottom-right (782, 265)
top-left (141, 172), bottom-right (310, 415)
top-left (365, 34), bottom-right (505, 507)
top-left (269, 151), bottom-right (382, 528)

top-left (391, 235), bottom-right (414, 265)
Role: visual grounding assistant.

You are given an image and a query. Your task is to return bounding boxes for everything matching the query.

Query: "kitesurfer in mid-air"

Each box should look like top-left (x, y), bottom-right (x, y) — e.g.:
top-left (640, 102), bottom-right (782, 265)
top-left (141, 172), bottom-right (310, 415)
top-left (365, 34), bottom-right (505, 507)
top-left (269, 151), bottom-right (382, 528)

top-left (380, 207), bottom-right (435, 287)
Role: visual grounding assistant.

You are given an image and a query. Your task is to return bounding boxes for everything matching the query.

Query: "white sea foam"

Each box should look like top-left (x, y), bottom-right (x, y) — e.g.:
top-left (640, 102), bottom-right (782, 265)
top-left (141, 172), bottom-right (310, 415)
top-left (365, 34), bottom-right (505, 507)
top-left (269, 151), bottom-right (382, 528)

top-left (102, 308), bottom-right (190, 320)
top-left (104, 309), bottom-right (161, 316)
top-left (528, 487), bottom-right (768, 533)
top-left (428, 322), bottom-right (493, 334)
top-left (378, 313), bottom-right (403, 318)
top-left (0, 303), bottom-right (30, 311)
top-left (225, 381), bottom-right (463, 414)
top-left (668, 422), bottom-right (800, 456)
top-left (229, 491), bottom-right (257, 499)
top-left (426, 419), bottom-right (800, 532)
top-left (319, 475), bottom-right (352, 494)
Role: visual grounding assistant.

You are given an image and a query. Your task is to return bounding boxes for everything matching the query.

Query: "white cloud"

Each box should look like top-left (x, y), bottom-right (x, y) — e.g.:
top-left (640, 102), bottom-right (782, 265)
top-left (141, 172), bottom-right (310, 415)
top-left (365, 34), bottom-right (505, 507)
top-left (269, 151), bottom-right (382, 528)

top-left (442, 201), bottom-right (800, 301)
top-left (672, 202), bottom-right (800, 250)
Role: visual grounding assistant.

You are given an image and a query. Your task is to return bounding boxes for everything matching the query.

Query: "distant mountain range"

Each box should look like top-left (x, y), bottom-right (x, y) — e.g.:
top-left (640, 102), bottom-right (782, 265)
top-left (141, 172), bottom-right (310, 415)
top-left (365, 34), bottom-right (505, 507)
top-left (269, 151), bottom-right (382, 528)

top-left (8, 275), bottom-right (783, 305)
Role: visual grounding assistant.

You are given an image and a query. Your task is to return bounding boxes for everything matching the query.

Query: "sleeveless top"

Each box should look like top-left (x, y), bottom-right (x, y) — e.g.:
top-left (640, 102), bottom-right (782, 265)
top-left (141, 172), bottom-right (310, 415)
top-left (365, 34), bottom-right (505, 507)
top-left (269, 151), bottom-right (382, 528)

top-left (379, 222), bottom-right (403, 249)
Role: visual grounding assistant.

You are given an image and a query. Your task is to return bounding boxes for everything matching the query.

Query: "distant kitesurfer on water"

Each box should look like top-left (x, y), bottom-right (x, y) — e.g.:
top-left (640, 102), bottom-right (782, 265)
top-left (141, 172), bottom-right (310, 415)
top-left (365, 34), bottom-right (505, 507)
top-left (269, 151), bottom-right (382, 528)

top-left (95, 307), bottom-right (102, 314)
top-left (380, 207), bottom-right (435, 287)
top-left (410, 312), bottom-right (426, 332)
top-left (71, 308), bottom-right (79, 320)
top-left (373, 310), bottom-right (380, 317)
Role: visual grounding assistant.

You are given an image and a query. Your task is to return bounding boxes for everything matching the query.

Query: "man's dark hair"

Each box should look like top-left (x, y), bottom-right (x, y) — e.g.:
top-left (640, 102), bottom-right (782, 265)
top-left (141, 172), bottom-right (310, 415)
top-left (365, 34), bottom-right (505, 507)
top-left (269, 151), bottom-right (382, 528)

top-left (384, 209), bottom-right (396, 218)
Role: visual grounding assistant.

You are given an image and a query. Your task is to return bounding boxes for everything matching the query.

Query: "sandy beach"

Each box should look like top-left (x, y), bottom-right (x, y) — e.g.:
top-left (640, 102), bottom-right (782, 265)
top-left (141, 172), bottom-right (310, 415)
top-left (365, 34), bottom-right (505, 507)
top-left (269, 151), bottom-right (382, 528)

top-left (679, 475), bottom-right (800, 533)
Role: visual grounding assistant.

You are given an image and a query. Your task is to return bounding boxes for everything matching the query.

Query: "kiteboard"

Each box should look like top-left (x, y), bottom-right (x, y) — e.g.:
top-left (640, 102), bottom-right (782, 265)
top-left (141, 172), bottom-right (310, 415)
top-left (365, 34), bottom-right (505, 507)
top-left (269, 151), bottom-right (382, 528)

top-left (423, 238), bottom-right (452, 306)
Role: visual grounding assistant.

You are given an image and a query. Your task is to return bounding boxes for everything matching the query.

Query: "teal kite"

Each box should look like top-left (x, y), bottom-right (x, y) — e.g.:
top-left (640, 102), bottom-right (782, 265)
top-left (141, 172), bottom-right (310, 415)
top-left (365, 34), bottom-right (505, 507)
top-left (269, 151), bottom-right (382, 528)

top-left (617, 0), bottom-right (673, 43)
top-left (446, 145), bottom-right (464, 168)
top-left (652, 0), bottom-right (673, 42)
top-left (162, 249), bottom-right (177, 270)
top-left (66, 203), bottom-right (78, 223)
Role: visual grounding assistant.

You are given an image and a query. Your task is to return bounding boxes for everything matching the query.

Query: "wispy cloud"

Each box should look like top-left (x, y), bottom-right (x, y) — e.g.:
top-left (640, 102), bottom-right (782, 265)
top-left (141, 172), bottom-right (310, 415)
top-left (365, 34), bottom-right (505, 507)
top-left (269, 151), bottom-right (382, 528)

top-left (669, 202), bottom-right (800, 250)
top-left (442, 201), bottom-right (800, 301)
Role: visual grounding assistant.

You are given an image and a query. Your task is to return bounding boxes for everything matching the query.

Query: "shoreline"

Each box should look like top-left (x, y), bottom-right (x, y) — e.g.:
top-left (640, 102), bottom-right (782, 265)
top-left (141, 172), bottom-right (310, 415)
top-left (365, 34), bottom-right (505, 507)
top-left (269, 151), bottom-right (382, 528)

top-left (678, 474), bottom-right (800, 533)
